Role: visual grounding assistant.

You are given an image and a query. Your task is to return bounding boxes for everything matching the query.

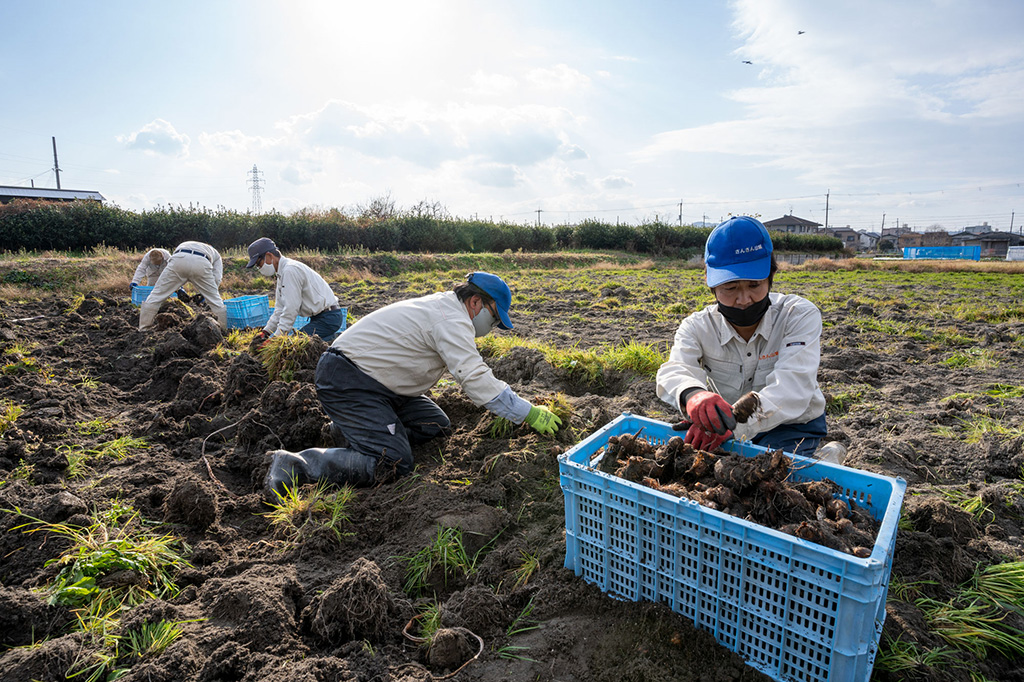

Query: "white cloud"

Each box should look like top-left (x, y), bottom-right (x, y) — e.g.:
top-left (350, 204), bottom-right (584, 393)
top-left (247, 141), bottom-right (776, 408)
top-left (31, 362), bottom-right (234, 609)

top-left (599, 175), bottom-right (634, 190)
top-left (465, 161), bottom-right (524, 189)
top-left (525, 64), bottom-right (591, 91)
top-left (277, 99), bottom-right (577, 170)
top-left (560, 143), bottom-right (589, 160)
top-left (119, 119), bottom-right (190, 157)
top-left (199, 130), bottom-right (277, 155)
top-left (280, 164), bottom-right (315, 185)
top-left (467, 70), bottom-right (519, 96)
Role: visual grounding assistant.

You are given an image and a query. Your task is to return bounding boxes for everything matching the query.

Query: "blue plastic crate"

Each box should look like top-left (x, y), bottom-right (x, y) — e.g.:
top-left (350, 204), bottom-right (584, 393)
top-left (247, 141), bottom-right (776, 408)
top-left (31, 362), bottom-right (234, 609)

top-left (225, 295), bottom-right (271, 329)
top-left (558, 413), bottom-right (906, 682)
top-left (268, 306), bottom-right (347, 335)
top-left (130, 285), bottom-right (176, 306)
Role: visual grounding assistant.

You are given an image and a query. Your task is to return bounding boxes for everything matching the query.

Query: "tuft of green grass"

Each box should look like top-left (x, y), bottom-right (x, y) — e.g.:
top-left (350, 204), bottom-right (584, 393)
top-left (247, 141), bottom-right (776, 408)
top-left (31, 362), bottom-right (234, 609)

top-left (10, 459), bottom-right (36, 483)
top-left (874, 635), bottom-right (961, 675)
top-left (256, 333), bottom-right (317, 381)
top-left (917, 596), bottom-right (1024, 659)
top-left (934, 415), bottom-right (1024, 445)
top-left (604, 339), bottom-right (667, 376)
top-left (495, 597), bottom-right (540, 662)
top-left (413, 602), bottom-right (443, 647)
top-left (941, 348), bottom-right (999, 369)
top-left (983, 383), bottom-right (1024, 400)
top-left (511, 550), bottom-right (540, 591)
top-left (398, 525), bottom-right (475, 596)
top-left (262, 480), bottom-right (355, 546)
top-left (89, 436), bottom-right (150, 461)
top-left (488, 416), bottom-right (515, 439)
top-left (65, 292), bottom-right (86, 314)
top-left (4, 501), bottom-right (190, 681)
top-left (966, 561), bottom-right (1024, 613)
top-left (1, 398), bottom-right (24, 436)
top-left (932, 487), bottom-right (995, 524)
top-left (75, 418), bottom-right (113, 436)
top-left (123, 619), bottom-right (198, 660)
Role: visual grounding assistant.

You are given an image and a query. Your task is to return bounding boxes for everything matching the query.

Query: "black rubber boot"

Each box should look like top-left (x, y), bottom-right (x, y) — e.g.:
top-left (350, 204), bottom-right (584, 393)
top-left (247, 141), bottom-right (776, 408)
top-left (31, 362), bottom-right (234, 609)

top-left (263, 447), bottom-right (378, 502)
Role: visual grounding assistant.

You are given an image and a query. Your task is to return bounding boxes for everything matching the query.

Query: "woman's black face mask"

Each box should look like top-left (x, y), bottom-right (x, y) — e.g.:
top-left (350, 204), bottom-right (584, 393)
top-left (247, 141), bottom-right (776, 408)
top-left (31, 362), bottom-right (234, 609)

top-left (717, 293), bottom-right (771, 327)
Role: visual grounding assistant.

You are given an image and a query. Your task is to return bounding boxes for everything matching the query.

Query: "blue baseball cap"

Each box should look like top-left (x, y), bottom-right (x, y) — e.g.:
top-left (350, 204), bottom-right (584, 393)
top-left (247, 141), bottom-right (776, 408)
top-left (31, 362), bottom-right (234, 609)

top-left (704, 216), bottom-right (774, 287)
top-left (466, 271), bottom-right (513, 330)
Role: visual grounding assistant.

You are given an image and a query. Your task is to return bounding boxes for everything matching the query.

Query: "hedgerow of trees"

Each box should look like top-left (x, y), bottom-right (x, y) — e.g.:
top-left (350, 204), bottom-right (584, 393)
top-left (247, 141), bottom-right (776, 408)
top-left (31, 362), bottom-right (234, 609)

top-left (0, 200), bottom-right (843, 255)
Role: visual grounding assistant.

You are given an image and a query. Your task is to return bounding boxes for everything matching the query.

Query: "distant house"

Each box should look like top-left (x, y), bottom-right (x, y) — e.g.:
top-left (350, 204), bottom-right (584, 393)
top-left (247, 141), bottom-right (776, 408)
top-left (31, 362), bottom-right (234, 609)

top-left (881, 226), bottom-right (912, 239)
top-left (0, 185), bottom-right (105, 205)
top-left (898, 232), bottom-right (924, 249)
top-left (961, 222), bottom-right (992, 235)
top-left (950, 230), bottom-right (1023, 258)
top-left (921, 231), bottom-right (952, 247)
top-left (763, 215), bottom-right (822, 234)
top-left (824, 226), bottom-right (859, 249)
top-left (858, 231), bottom-right (881, 251)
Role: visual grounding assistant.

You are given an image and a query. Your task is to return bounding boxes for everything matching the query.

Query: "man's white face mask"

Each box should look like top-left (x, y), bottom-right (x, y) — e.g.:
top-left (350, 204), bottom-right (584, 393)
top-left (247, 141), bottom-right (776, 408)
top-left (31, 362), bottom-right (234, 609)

top-left (472, 307), bottom-right (498, 338)
top-left (259, 262), bottom-right (276, 277)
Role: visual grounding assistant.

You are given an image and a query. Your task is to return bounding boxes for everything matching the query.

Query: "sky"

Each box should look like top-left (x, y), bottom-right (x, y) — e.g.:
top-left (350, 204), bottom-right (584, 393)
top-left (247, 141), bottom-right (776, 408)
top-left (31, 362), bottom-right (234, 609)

top-left (2, 0), bottom-right (1023, 233)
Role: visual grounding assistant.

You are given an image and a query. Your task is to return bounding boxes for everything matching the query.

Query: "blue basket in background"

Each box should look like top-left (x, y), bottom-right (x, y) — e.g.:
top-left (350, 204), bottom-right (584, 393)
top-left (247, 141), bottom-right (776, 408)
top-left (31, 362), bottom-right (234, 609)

top-left (131, 286), bottom-right (176, 306)
top-left (558, 413), bottom-right (906, 682)
top-left (225, 295), bottom-right (271, 329)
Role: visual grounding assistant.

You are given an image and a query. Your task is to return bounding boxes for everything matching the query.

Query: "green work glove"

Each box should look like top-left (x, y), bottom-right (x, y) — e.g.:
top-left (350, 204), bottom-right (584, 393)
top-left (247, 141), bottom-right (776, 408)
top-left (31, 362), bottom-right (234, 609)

top-left (525, 405), bottom-right (562, 435)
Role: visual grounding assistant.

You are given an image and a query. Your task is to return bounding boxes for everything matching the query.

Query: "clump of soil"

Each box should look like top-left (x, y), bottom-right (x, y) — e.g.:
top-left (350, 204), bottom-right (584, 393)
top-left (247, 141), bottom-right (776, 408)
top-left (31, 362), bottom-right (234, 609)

top-left (427, 627), bottom-right (480, 672)
top-left (595, 432), bottom-right (880, 557)
top-left (305, 557), bottom-right (398, 643)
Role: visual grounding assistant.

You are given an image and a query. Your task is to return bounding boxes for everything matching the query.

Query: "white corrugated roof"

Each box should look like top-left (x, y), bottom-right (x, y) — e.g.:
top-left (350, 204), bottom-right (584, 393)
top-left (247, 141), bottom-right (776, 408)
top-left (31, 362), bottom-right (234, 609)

top-left (0, 185), bottom-right (105, 201)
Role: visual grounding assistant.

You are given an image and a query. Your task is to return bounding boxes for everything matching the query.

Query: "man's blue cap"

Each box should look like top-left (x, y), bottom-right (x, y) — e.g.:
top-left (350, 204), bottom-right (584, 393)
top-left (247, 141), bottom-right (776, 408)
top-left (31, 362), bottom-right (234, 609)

top-left (704, 216), bottom-right (774, 287)
top-left (466, 271), bottom-right (513, 330)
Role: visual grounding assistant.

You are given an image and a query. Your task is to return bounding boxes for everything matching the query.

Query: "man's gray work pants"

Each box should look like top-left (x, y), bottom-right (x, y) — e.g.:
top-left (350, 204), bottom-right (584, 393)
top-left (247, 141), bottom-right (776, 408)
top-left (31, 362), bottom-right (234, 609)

top-left (314, 348), bottom-right (450, 477)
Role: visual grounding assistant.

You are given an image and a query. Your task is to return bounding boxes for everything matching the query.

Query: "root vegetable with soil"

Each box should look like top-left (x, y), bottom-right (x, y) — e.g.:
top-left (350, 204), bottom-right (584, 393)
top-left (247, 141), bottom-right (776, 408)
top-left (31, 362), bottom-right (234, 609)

top-left (596, 432), bottom-right (879, 557)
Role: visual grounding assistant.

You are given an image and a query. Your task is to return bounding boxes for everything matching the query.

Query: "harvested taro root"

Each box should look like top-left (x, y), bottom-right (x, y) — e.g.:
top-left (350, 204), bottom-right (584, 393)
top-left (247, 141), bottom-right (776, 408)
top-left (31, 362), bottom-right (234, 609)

top-left (592, 433), bottom-right (880, 557)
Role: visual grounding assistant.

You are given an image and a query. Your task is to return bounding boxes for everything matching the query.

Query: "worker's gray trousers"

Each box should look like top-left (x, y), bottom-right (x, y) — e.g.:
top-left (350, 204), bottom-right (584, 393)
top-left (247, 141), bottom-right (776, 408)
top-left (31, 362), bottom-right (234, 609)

top-left (313, 348), bottom-right (451, 478)
top-left (139, 251), bottom-right (226, 331)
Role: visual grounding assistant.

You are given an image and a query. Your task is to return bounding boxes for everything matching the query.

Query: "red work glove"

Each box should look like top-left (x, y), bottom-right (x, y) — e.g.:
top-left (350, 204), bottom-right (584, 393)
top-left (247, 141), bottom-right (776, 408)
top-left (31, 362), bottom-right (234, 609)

top-left (683, 423), bottom-right (731, 452)
top-left (685, 391), bottom-right (736, 436)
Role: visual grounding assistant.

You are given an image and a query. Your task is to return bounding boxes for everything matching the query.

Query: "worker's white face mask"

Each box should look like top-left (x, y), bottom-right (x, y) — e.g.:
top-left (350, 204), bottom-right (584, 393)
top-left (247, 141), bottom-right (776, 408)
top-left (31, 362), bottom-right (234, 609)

top-left (472, 307), bottom-right (497, 337)
top-left (259, 262), bottom-right (276, 277)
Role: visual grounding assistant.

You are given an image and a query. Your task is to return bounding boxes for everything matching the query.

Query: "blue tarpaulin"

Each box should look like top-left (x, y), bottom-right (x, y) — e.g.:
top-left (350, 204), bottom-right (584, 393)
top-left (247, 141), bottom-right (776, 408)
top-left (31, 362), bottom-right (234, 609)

top-left (903, 246), bottom-right (981, 261)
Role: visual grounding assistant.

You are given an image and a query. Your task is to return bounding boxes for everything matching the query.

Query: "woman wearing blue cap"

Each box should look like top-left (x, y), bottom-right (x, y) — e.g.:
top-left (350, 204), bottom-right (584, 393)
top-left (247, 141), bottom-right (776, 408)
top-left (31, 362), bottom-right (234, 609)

top-left (262, 271), bottom-right (562, 500)
top-left (656, 216), bottom-right (827, 456)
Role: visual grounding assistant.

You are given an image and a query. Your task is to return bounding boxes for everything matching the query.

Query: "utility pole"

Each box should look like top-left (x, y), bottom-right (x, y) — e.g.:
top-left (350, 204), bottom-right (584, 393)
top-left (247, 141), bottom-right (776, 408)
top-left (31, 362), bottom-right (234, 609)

top-left (1010, 211), bottom-right (1015, 234)
top-left (247, 165), bottom-right (265, 214)
top-left (535, 209), bottom-right (543, 226)
top-left (678, 200), bottom-right (683, 226)
top-left (52, 137), bottom-right (61, 189)
top-left (824, 189), bottom-right (829, 231)
top-left (881, 213), bottom-right (885, 232)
